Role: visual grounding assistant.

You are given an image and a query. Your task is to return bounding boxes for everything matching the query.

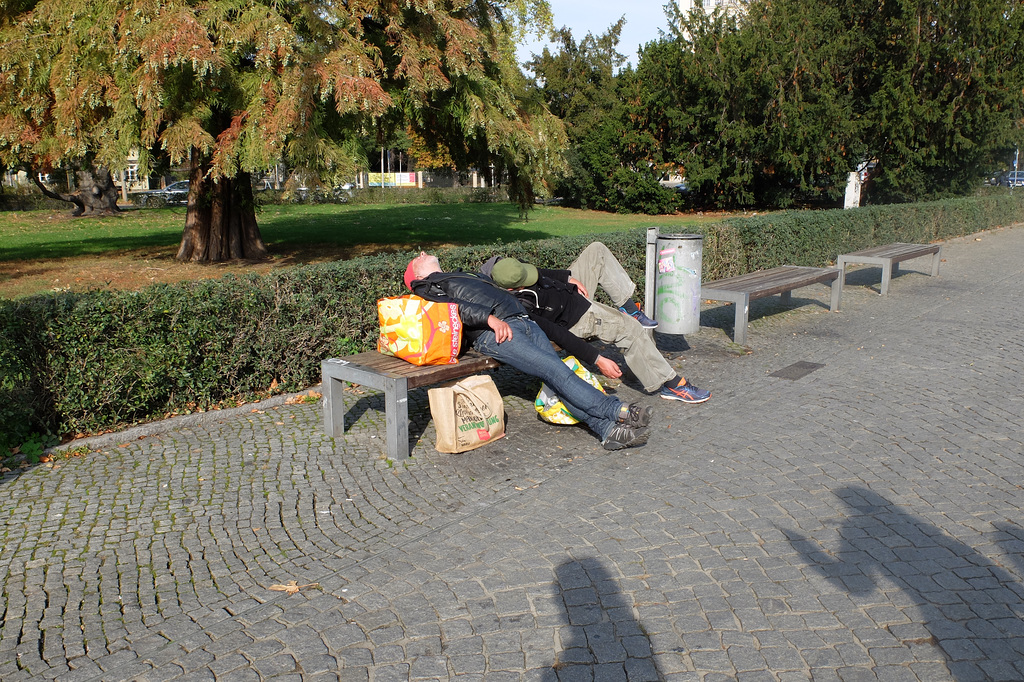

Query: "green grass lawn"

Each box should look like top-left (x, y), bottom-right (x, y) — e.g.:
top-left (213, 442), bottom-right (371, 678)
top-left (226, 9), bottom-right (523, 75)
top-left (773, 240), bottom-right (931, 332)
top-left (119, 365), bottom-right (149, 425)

top-left (0, 202), bottom-right (731, 262)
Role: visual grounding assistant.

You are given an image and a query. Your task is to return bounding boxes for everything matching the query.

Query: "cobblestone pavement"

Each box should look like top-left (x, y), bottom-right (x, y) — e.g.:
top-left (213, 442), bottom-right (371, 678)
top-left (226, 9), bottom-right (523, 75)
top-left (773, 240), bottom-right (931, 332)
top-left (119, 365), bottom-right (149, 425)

top-left (2, 226), bottom-right (1023, 681)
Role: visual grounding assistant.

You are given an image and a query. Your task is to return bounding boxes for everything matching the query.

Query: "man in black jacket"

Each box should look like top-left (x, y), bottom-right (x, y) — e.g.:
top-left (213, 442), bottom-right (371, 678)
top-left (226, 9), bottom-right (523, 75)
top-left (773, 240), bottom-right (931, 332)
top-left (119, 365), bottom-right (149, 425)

top-left (404, 251), bottom-right (654, 450)
top-left (482, 243), bottom-right (711, 403)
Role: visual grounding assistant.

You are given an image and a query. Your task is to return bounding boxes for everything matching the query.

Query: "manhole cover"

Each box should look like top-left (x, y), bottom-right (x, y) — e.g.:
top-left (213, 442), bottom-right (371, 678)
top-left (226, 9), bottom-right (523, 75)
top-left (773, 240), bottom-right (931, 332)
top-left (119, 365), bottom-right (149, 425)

top-left (770, 361), bottom-right (825, 380)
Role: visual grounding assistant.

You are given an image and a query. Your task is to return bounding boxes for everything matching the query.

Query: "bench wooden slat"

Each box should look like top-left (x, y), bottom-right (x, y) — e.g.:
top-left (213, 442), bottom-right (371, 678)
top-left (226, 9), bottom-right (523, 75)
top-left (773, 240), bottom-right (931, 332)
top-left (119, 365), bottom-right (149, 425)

top-left (836, 242), bottom-right (941, 296)
top-left (336, 350), bottom-right (500, 389)
top-left (703, 266), bottom-right (839, 301)
top-left (700, 265), bottom-right (841, 346)
top-left (840, 243), bottom-right (937, 260)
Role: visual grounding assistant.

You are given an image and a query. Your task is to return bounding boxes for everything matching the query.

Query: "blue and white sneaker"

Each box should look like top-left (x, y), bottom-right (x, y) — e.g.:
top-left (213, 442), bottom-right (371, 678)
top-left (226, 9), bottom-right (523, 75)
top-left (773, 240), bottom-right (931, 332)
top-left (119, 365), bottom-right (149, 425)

top-left (660, 380), bottom-right (711, 403)
top-left (621, 306), bottom-right (659, 329)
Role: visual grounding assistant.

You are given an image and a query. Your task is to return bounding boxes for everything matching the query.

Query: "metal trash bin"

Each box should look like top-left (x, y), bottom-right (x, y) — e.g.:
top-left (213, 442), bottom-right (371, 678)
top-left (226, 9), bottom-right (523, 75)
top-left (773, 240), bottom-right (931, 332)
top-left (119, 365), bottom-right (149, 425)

top-left (646, 230), bottom-right (703, 335)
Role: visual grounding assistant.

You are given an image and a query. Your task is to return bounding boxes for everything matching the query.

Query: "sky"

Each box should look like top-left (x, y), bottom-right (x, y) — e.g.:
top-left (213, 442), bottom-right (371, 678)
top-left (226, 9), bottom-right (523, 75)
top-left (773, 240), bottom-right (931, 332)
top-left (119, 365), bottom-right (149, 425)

top-left (515, 0), bottom-right (674, 68)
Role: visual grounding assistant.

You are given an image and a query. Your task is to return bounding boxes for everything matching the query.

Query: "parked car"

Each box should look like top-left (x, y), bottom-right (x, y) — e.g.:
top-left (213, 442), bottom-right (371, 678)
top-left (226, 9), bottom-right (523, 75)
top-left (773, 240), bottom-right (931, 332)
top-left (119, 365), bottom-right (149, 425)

top-left (142, 180), bottom-right (190, 206)
top-left (998, 171), bottom-right (1024, 188)
top-left (288, 174), bottom-right (356, 203)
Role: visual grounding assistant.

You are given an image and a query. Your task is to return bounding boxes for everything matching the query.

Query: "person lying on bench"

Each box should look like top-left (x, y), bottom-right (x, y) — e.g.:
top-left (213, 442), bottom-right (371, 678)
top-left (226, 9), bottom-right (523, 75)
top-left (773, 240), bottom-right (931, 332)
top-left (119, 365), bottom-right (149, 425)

top-left (405, 251), bottom-right (654, 451)
top-left (480, 243), bottom-right (711, 404)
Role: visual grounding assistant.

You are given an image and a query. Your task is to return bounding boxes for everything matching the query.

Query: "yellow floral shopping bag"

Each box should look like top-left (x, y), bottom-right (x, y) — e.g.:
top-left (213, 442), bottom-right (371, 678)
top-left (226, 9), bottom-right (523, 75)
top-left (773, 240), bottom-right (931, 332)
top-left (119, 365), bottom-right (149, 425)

top-left (377, 295), bottom-right (462, 365)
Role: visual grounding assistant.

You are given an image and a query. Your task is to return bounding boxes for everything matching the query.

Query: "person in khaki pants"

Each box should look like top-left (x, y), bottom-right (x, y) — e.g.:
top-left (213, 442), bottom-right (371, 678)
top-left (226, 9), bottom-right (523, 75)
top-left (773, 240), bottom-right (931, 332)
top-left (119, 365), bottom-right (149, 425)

top-left (482, 242), bottom-right (711, 403)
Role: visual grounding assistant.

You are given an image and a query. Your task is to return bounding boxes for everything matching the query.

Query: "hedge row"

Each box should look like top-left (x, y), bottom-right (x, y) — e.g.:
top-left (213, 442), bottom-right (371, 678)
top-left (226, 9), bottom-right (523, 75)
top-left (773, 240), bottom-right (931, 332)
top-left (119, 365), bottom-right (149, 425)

top-left (2, 193), bottom-right (1023, 447)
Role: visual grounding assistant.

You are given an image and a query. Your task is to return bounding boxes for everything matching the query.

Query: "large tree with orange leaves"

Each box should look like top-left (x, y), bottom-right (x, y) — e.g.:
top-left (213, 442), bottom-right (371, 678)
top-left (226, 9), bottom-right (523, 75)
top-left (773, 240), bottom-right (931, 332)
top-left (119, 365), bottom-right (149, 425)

top-left (0, 0), bottom-right (563, 261)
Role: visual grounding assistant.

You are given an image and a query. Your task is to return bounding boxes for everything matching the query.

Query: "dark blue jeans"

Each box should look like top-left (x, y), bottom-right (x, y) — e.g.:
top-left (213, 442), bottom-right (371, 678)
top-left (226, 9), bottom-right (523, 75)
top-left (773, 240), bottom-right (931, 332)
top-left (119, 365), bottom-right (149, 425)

top-left (473, 316), bottom-right (622, 441)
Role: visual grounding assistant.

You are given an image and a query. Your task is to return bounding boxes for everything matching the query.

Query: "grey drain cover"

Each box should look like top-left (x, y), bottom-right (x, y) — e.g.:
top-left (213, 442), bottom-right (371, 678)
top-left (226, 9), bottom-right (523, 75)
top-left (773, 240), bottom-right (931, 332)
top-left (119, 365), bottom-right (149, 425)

top-left (770, 361), bottom-right (825, 380)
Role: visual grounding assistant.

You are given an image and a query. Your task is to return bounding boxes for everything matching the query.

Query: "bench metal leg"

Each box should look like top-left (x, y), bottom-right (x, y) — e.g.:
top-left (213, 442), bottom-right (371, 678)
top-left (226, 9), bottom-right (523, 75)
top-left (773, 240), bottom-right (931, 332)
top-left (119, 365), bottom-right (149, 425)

top-left (880, 258), bottom-right (894, 296)
top-left (324, 374), bottom-right (348, 440)
top-left (780, 290), bottom-right (792, 304)
top-left (322, 359), bottom-right (358, 441)
top-left (829, 273), bottom-right (842, 312)
top-left (733, 294), bottom-right (750, 346)
top-left (384, 375), bottom-right (411, 459)
top-left (930, 246), bottom-right (942, 276)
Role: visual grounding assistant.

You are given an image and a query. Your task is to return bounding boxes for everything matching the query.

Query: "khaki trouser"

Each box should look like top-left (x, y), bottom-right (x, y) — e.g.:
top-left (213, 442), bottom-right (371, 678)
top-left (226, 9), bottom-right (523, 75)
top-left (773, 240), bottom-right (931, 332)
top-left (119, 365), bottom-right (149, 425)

top-left (568, 243), bottom-right (676, 392)
top-left (568, 242), bottom-right (636, 308)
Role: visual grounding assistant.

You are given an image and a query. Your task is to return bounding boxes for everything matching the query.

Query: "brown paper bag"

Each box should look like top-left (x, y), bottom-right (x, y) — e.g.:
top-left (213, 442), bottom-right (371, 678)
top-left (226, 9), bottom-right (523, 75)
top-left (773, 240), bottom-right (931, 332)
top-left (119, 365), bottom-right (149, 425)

top-left (428, 375), bottom-right (505, 453)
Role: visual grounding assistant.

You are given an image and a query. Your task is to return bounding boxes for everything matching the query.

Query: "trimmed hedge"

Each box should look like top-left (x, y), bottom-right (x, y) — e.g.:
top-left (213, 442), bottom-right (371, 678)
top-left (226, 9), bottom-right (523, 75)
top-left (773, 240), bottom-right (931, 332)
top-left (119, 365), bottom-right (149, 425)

top-left (2, 193), bottom-right (1023, 446)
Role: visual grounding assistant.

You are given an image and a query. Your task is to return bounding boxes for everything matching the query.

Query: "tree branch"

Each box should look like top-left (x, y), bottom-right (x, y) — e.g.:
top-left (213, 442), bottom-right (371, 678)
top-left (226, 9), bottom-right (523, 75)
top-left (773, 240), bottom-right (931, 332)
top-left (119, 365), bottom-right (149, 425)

top-left (32, 174), bottom-right (85, 216)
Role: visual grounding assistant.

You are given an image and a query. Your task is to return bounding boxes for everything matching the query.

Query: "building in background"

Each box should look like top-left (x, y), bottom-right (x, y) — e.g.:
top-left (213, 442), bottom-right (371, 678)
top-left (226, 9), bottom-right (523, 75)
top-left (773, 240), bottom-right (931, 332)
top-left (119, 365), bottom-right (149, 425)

top-left (677, 0), bottom-right (744, 18)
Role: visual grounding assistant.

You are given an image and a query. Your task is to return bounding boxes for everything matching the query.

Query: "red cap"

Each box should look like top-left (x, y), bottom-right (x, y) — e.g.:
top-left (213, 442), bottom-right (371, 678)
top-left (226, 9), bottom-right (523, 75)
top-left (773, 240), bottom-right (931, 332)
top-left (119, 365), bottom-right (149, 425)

top-left (404, 259), bottom-right (417, 290)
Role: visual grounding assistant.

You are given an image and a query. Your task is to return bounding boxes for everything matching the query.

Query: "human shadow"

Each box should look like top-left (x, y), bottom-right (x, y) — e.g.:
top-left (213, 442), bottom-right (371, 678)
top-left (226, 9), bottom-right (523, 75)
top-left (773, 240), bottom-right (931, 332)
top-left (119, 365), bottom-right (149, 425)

top-left (785, 485), bottom-right (1024, 680)
top-left (541, 557), bottom-right (663, 681)
top-left (652, 333), bottom-right (691, 355)
top-left (992, 521), bottom-right (1024, 580)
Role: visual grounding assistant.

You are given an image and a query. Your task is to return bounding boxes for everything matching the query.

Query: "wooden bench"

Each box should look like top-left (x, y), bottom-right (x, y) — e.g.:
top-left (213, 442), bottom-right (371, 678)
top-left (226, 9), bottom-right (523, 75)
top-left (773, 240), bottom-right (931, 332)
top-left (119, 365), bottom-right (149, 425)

top-left (836, 242), bottom-right (941, 296)
top-left (322, 350), bottom-right (501, 458)
top-left (701, 265), bottom-right (842, 346)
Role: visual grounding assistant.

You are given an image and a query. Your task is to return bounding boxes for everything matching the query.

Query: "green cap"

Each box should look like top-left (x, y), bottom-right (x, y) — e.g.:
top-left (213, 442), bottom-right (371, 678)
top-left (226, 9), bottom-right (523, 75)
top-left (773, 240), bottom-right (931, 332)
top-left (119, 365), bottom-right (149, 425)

top-left (490, 257), bottom-right (538, 288)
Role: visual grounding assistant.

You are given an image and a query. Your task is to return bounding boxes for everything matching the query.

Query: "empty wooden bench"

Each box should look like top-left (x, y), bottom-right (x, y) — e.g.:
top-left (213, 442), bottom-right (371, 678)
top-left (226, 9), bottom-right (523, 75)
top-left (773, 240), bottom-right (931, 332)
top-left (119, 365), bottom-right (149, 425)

top-left (701, 265), bottom-right (842, 346)
top-left (836, 242), bottom-right (941, 296)
top-left (322, 350), bottom-right (500, 458)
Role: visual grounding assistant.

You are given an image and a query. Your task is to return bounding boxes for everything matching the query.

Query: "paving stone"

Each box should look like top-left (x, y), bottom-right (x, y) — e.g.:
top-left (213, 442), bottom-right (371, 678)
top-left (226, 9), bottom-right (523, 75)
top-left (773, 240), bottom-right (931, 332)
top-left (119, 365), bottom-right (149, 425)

top-left (3, 226), bottom-right (1024, 681)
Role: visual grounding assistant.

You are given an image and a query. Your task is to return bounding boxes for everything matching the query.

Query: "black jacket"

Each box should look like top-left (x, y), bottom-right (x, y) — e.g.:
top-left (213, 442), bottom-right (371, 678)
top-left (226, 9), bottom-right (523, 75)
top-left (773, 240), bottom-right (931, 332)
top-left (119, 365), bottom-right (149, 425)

top-left (478, 258), bottom-right (599, 364)
top-left (514, 268), bottom-right (599, 364)
top-left (409, 271), bottom-right (528, 347)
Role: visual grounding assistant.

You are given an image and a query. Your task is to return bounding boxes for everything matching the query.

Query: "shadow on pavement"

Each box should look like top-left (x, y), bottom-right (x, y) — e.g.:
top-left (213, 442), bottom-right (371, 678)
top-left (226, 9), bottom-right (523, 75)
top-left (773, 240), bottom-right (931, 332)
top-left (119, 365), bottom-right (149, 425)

top-left (839, 263), bottom-right (930, 294)
top-left (544, 557), bottom-right (663, 681)
top-left (785, 485), bottom-right (1024, 681)
top-left (992, 521), bottom-right (1024, 580)
top-left (698, 293), bottom-right (833, 342)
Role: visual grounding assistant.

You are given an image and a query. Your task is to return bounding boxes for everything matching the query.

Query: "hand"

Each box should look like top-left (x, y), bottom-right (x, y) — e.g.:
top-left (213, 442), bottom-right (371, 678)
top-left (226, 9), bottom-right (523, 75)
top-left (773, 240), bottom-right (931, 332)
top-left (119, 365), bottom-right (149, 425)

top-left (488, 315), bottom-right (513, 343)
top-left (568, 277), bottom-right (589, 299)
top-left (595, 355), bottom-right (622, 379)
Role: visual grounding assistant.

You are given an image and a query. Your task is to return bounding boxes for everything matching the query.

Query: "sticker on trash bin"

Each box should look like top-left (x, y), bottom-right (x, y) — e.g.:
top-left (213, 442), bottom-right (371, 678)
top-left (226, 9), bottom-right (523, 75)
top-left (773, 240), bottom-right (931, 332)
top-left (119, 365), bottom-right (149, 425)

top-left (659, 247), bottom-right (676, 255)
top-left (658, 257), bottom-right (675, 273)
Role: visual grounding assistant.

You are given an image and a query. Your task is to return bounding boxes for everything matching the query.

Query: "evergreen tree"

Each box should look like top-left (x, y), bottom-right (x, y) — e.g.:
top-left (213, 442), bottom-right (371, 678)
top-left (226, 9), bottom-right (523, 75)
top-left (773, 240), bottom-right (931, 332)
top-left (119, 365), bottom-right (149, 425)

top-left (632, 0), bottom-right (1024, 206)
top-left (841, 0), bottom-right (1024, 200)
top-left (629, 1), bottom-right (861, 207)
top-left (526, 20), bottom-right (678, 213)
top-left (0, 0), bottom-right (561, 260)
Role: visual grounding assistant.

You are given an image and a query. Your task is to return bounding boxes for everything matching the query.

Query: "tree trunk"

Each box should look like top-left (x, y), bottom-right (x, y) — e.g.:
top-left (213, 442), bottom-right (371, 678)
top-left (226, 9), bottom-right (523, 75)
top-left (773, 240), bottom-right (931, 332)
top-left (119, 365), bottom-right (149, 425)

top-left (33, 167), bottom-right (120, 216)
top-left (176, 148), bottom-right (269, 262)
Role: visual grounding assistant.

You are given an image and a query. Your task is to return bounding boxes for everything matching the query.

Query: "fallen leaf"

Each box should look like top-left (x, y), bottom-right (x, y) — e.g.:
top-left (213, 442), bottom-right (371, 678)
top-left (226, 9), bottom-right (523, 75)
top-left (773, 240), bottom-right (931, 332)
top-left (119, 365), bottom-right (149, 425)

top-left (268, 580), bottom-right (320, 595)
